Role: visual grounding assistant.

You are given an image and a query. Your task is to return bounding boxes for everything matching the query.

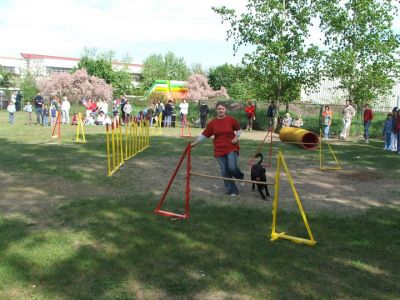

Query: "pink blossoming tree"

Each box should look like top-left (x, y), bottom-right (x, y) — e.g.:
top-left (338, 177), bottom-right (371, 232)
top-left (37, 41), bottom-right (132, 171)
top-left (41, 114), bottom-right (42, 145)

top-left (38, 69), bottom-right (113, 104)
top-left (185, 74), bottom-right (229, 100)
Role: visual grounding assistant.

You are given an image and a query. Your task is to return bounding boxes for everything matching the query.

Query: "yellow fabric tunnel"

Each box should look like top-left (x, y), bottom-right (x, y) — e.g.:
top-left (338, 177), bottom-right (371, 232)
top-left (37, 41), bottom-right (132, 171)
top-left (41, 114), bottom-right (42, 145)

top-left (279, 127), bottom-right (319, 150)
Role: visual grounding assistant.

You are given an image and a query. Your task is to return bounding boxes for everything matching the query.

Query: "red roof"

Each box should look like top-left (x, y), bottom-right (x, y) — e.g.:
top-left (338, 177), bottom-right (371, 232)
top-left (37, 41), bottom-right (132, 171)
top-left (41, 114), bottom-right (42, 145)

top-left (20, 53), bottom-right (142, 67)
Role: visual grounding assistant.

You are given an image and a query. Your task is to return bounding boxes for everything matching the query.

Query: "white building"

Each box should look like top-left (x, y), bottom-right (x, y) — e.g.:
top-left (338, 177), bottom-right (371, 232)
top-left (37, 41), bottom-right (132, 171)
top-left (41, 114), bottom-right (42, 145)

top-left (0, 52), bottom-right (142, 86)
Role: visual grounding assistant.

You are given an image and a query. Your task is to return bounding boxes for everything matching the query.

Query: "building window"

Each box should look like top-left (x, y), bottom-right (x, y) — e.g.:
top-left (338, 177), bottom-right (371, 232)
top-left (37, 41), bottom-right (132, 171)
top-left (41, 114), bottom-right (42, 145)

top-left (46, 67), bottom-right (72, 76)
top-left (1, 66), bottom-right (16, 73)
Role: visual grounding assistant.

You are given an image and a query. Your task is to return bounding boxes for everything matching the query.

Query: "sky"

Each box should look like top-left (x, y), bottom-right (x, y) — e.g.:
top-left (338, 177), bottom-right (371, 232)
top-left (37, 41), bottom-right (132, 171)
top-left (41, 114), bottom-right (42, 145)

top-left (0, 0), bottom-right (249, 68)
top-left (0, 0), bottom-right (399, 69)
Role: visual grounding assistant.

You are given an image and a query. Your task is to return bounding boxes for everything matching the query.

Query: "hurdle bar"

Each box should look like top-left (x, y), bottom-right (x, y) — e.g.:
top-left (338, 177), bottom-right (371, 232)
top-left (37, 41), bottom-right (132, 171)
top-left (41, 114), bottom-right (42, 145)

top-left (190, 171), bottom-right (275, 186)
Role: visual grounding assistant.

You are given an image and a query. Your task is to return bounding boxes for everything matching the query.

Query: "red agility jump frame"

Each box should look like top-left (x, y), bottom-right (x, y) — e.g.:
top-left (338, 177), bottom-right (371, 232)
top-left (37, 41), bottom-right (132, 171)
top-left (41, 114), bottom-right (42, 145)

top-left (154, 143), bottom-right (192, 219)
top-left (247, 128), bottom-right (273, 167)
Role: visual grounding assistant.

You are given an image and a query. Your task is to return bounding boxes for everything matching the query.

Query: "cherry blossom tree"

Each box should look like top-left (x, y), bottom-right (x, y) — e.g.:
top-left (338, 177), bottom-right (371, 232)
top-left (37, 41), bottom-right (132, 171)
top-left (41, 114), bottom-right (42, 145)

top-left (38, 69), bottom-right (113, 104)
top-left (185, 74), bottom-right (229, 100)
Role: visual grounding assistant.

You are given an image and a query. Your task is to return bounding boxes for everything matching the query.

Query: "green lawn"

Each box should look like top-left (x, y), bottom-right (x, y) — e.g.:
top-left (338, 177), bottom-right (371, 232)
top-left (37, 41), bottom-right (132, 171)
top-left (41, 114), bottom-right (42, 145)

top-left (0, 111), bottom-right (399, 299)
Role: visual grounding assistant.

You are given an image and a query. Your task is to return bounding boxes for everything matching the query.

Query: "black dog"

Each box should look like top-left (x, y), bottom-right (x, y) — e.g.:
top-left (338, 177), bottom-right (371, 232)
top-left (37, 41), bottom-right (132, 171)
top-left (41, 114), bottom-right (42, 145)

top-left (251, 153), bottom-right (270, 200)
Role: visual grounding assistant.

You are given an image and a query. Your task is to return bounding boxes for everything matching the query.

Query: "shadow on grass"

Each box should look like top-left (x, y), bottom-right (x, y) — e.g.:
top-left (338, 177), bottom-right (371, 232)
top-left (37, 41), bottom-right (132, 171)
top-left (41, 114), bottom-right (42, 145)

top-left (1, 197), bottom-right (399, 299)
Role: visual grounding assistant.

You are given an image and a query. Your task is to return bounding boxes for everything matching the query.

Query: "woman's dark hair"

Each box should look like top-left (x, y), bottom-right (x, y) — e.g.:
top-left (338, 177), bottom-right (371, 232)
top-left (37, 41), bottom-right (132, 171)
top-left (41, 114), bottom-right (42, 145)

top-left (325, 105), bottom-right (329, 109)
top-left (215, 101), bottom-right (227, 109)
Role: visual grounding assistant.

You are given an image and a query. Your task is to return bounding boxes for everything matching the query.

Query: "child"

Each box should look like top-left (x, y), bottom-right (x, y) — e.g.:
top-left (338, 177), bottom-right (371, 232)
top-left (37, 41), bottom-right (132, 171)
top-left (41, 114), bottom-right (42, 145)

top-left (50, 106), bottom-right (57, 127)
top-left (23, 102), bottom-right (33, 125)
top-left (42, 105), bottom-right (49, 126)
top-left (7, 101), bottom-right (16, 124)
top-left (293, 115), bottom-right (304, 128)
top-left (382, 113), bottom-right (393, 150)
top-left (322, 105), bottom-right (333, 140)
top-left (71, 113), bottom-right (78, 125)
top-left (282, 113), bottom-right (292, 128)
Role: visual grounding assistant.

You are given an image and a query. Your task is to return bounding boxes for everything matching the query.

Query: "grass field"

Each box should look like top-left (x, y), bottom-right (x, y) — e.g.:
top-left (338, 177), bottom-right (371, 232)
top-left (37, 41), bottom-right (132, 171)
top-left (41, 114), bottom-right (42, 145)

top-left (0, 111), bottom-right (399, 299)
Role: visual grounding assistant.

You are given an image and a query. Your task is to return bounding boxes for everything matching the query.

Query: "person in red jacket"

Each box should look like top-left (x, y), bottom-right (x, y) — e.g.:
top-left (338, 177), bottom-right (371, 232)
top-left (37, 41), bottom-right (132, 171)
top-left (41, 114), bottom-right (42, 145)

top-left (244, 101), bottom-right (256, 131)
top-left (191, 102), bottom-right (244, 196)
top-left (363, 104), bottom-right (374, 143)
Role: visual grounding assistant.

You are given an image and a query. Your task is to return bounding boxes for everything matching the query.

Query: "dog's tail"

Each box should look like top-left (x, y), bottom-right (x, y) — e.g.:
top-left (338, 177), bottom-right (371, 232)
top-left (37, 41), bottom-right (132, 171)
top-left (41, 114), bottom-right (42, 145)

top-left (255, 152), bottom-right (264, 165)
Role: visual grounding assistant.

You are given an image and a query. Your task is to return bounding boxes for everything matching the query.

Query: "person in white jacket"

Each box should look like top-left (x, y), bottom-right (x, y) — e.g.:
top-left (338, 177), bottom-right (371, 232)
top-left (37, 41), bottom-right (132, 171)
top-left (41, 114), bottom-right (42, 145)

top-left (61, 96), bottom-right (71, 125)
top-left (123, 100), bottom-right (133, 123)
top-left (179, 99), bottom-right (189, 126)
top-left (7, 101), bottom-right (16, 124)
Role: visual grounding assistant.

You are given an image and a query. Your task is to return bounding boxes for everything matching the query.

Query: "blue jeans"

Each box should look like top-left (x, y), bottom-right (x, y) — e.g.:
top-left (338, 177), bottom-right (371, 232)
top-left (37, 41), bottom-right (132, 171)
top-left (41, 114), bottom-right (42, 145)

top-left (323, 125), bottom-right (330, 140)
top-left (43, 116), bottom-right (48, 126)
top-left (9, 112), bottom-right (15, 124)
top-left (164, 115), bottom-right (172, 127)
top-left (364, 121), bottom-right (371, 140)
top-left (216, 151), bottom-right (244, 195)
top-left (36, 107), bottom-right (43, 124)
top-left (385, 132), bottom-right (391, 149)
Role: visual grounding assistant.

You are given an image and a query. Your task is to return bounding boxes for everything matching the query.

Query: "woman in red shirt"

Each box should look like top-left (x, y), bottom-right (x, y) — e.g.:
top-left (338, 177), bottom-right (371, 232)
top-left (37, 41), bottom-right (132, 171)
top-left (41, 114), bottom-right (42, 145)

top-left (244, 101), bottom-right (256, 131)
top-left (191, 102), bottom-right (244, 196)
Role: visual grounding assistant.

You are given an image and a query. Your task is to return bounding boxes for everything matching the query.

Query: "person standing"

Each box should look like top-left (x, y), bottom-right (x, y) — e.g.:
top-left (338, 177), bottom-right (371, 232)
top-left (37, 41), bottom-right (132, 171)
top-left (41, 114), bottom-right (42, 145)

top-left (390, 107), bottom-right (398, 152)
top-left (339, 100), bottom-right (356, 140)
top-left (266, 102), bottom-right (277, 130)
top-left (61, 96), bottom-right (71, 125)
top-left (7, 101), bottom-right (16, 124)
top-left (199, 102), bottom-right (209, 128)
top-left (394, 110), bottom-right (400, 154)
top-left (363, 104), bottom-right (373, 143)
top-left (244, 101), bottom-right (256, 131)
top-left (191, 102), bottom-right (244, 196)
top-left (382, 113), bottom-right (393, 150)
top-left (123, 100), bottom-right (133, 123)
top-left (34, 92), bottom-right (44, 125)
top-left (164, 100), bottom-right (173, 128)
top-left (120, 96), bottom-right (127, 124)
top-left (321, 105), bottom-right (333, 140)
top-left (179, 99), bottom-right (189, 126)
top-left (23, 101), bottom-right (33, 125)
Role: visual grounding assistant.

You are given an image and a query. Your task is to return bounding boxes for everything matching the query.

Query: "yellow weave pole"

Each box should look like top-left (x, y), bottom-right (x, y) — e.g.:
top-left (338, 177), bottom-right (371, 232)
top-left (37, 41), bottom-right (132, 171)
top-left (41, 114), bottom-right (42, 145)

top-left (119, 119), bottom-right (124, 166)
top-left (270, 151), bottom-right (316, 247)
top-left (111, 122), bottom-right (116, 171)
top-left (151, 112), bottom-right (163, 136)
top-left (75, 112), bottom-right (86, 143)
top-left (146, 120), bottom-right (150, 147)
top-left (319, 129), bottom-right (323, 170)
top-left (125, 119), bottom-right (129, 160)
top-left (133, 122), bottom-right (138, 155)
top-left (106, 124), bottom-right (112, 176)
top-left (129, 119), bottom-right (133, 158)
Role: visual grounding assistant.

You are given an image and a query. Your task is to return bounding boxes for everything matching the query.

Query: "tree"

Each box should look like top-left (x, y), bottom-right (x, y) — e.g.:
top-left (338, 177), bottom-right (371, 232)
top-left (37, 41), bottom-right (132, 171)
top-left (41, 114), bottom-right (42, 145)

top-left (0, 66), bottom-right (17, 88)
top-left (18, 72), bottom-right (38, 103)
top-left (190, 63), bottom-right (207, 76)
top-left (38, 69), bottom-right (112, 104)
top-left (213, 0), bottom-right (322, 108)
top-left (141, 52), bottom-right (190, 90)
top-left (317, 0), bottom-right (400, 106)
top-left (76, 48), bottom-right (133, 97)
top-left (208, 63), bottom-right (255, 100)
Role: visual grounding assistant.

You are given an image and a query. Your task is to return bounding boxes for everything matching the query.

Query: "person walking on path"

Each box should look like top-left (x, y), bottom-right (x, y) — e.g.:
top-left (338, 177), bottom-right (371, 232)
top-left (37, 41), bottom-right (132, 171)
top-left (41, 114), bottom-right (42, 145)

top-left (199, 102), bottom-right (209, 128)
top-left (339, 100), bottom-right (356, 140)
top-left (191, 102), bottom-right (244, 196)
top-left (363, 104), bottom-right (373, 143)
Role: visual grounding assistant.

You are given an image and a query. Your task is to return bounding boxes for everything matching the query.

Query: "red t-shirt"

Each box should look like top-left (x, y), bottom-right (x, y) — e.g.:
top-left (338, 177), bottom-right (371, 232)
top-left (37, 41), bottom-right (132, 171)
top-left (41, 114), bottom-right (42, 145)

top-left (202, 115), bottom-right (241, 157)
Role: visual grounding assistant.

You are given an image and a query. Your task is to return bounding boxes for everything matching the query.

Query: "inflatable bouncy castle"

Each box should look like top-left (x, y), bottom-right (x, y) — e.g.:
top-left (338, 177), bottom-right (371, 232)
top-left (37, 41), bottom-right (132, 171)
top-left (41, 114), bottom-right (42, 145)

top-left (147, 80), bottom-right (188, 101)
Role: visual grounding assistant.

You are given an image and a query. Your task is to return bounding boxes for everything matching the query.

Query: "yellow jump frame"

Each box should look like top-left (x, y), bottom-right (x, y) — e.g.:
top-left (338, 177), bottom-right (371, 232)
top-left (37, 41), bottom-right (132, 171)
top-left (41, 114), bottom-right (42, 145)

top-left (319, 129), bottom-right (342, 171)
top-left (270, 151), bottom-right (317, 247)
top-left (75, 112), bottom-right (86, 143)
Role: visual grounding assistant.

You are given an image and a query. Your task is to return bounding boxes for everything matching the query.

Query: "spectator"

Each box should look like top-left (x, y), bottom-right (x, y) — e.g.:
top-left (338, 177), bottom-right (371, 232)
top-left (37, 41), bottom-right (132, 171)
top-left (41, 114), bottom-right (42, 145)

top-left (50, 105), bottom-right (58, 127)
top-left (382, 113), bottom-right (393, 150)
top-left (179, 99), bottom-right (189, 126)
top-left (34, 92), bottom-right (44, 125)
top-left (321, 105), bottom-right (333, 140)
top-left (71, 113), bottom-right (79, 125)
top-left (42, 105), bottom-right (49, 126)
top-left (282, 113), bottom-right (292, 128)
top-left (293, 115), bottom-right (304, 128)
top-left (23, 101), bottom-right (33, 125)
top-left (363, 104), bottom-right (373, 143)
top-left (394, 110), bottom-right (400, 154)
top-left (390, 107), bottom-right (398, 152)
top-left (61, 96), bottom-right (71, 125)
top-left (120, 96), bottom-right (127, 123)
top-left (266, 102), bottom-right (277, 129)
top-left (244, 101), bottom-right (256, 131)
top-left (123, 100), bottom-right (133, 123)
top-left (199, 102), bottom-right (210, 128)
top-left (164, 100), bottom-right (174, 128)
top-left (7, 101), bottom-right (16, 124)
top-left (339, 100), bottom-right (356, 140)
